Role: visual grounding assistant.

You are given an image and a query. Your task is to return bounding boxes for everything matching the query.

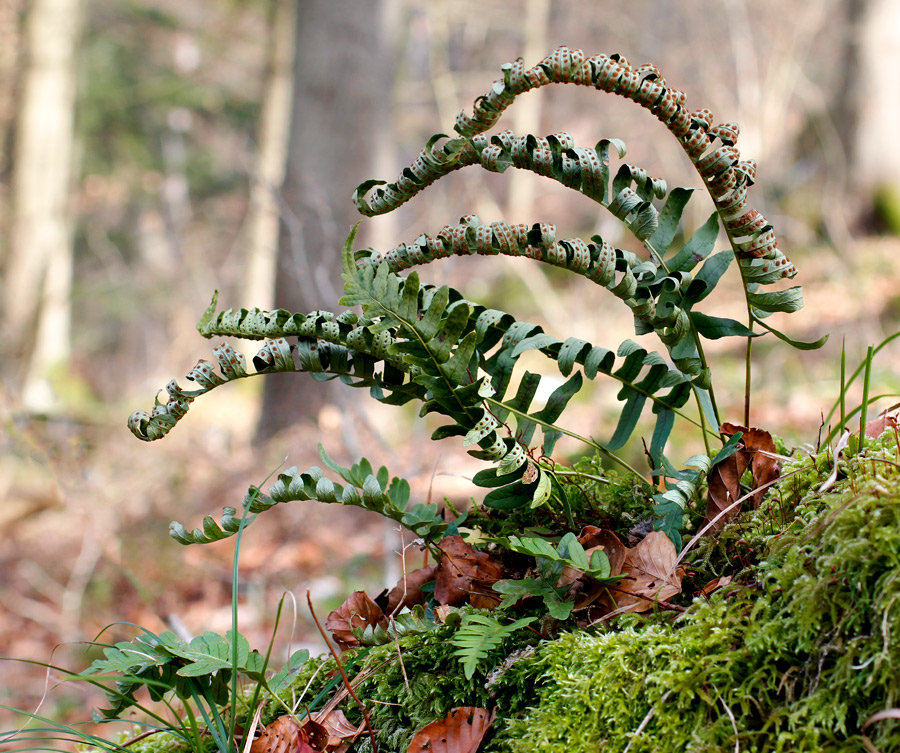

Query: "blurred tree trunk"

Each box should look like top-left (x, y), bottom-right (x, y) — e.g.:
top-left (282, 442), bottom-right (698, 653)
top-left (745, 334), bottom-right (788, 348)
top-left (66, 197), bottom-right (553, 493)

top-left (0, 0), bottom-right (24, 227)
top-left (3, 0), bottom-right (83, 410)
top-left (242, 0), bottom-right (296, 311)
top-left (256, 0), bottom-right (392, 441)
top-left (833, 0), bottom-right (900, 227)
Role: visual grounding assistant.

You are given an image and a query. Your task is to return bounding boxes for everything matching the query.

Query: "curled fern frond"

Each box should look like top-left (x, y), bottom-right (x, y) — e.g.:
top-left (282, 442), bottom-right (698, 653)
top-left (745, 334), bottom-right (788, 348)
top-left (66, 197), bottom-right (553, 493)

top-left (352, 213), bottom-right (699, 345)
top-left (353, 46), bottom-right (799, 307)
top-left (170, 446), bottom-right (411, 545)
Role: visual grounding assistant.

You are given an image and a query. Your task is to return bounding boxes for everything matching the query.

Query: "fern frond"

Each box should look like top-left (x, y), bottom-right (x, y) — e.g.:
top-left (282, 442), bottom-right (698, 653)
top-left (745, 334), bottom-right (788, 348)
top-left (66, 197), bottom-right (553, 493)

top-left (450, 613), bottom-right (536, 680)
top-left (353, 46), bottom-right (798, 302)
top-left (169, 446), bottom-right (410, 545)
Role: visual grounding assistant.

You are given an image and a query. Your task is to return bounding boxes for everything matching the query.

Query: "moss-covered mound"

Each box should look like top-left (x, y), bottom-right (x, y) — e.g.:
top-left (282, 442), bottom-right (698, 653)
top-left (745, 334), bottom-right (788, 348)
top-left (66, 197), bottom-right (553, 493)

top-left (272, 437), bottom-right (900, 753)
top-left (107, 436), bottom-right (900, 753)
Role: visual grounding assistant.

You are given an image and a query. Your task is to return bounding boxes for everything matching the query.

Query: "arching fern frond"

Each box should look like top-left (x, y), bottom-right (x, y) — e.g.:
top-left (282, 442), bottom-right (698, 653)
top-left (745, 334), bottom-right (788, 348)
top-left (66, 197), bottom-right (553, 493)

top-left (352, 46), bottom-right (799, 308)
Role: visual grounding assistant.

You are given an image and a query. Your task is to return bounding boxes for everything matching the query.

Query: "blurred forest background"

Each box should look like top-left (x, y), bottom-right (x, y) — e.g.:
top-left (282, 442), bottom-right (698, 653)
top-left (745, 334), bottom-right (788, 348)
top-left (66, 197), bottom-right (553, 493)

top-left (4, 0), bottom-right (900, 732)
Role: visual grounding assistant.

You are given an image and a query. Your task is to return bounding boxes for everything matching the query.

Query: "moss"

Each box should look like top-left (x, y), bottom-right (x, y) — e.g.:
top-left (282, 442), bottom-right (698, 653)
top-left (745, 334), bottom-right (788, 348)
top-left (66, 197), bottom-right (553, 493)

top-left (485, 439), bottom-right (900, 752)
top-left (330, 612), bottom-right (541, 752)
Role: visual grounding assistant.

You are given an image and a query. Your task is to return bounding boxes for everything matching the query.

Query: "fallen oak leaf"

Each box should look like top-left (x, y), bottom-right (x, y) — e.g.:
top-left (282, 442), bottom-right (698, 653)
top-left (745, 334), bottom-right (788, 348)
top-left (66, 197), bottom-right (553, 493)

top-left (699, 575), bottom-right (733, 597)
top-left (250, 714), bottom-right (318, 753)
top-left (312, 709), bottom-right (364, 748)
top-left (557, 527), bottom-right (627, 608)
top-left (603, 531), bottom-right (682, 613)
top-left (435, 535), bottom-right (502, 609)
top-left (325, 591), bottom-right (387, 649)
top-left (386, 565), bottom-right (437, 615)
top-left (864, 406), bottom-right (899, 438)
top-left (705, 423), bottom-right (779, 530)
top-left (407, 707), bottom-right (495, 753)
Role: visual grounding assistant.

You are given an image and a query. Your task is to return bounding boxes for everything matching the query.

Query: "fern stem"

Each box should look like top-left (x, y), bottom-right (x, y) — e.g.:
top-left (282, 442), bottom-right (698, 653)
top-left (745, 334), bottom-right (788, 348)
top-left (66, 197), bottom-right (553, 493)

top-left (486, 397), bottom-right (646, 479)
top-left (693, 387), bottom-right (713, 458)
top-left (551, 469), bottom-right (609, 484)
top-left (744, 325), bottom-right (753, 426)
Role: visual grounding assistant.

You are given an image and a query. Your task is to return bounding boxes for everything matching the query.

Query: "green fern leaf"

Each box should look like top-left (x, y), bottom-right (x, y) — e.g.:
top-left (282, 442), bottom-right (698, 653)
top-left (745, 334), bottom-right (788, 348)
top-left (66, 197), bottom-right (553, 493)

top-left (450, 613), bottom-right (536, 680)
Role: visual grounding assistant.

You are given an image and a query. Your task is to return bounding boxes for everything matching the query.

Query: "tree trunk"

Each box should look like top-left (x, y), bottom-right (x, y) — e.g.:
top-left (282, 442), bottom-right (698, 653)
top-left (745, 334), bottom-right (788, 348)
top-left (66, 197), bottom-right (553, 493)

top-left (256, 0), bottom-right (391, 440)
top-left (3, 0), bottom-right (83, 410)
top-left (242, 0), bottom-right (296, 311)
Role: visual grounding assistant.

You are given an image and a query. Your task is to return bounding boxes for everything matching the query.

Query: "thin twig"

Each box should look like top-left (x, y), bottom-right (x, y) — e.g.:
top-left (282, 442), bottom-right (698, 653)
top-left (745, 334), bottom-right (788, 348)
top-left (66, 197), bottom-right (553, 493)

top-left (623, 691), bottom-right (670, 753)
top-left (717, 692), bottom-right (740, 753)
top-left (306, 591), bottom-right (378, 753)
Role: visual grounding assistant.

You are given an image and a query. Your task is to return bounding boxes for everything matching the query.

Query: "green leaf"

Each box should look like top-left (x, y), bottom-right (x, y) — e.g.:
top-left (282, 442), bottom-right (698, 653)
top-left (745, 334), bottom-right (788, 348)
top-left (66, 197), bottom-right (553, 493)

top-left (166, 631), bottom-right (249, 677)
top-left (530, 469), bottom-right (553, 508)
top-left (691, 312), bottom-right (761, 340)
top-left (750, 312), bottom-right (828, 350)
top-left (483, 480), bottom-right (533, 509)
top-left (450, 614), bottom-right (536, 679)
top-left (558, 532), bottom-right (588, 571)
top-left (649, 187), bottom-right (695, 255)
top-left (747, 286), bottom-right (804, 314)
top-left (685, 249), bottom-right (733, 304)
top-left (268, 649), bottom-right (310, 693)
top-left (665, 212), bottom-right (719, 273)
top-left (472, 463), bottom-right (528, 488)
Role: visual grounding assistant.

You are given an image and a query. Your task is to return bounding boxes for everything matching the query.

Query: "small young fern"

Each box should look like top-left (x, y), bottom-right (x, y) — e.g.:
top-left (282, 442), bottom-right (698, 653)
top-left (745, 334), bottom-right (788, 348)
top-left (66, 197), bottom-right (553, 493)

top-left (449, 614), bottom-right (537, 680)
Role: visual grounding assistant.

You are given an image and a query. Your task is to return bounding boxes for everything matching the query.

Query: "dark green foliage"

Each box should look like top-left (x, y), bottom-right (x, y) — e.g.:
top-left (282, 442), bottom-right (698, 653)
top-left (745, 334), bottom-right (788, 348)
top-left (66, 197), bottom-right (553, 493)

top-left (82, 628), bottom-right (308, 718)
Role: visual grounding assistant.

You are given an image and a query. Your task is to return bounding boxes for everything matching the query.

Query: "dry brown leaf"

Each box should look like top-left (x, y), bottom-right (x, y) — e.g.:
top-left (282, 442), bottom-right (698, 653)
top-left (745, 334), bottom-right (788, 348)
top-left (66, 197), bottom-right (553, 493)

top-left (577, 525), bottom-right (628, 575)
top-left (386, 565), bottom-right (437, 614)
top-left (434, 535), bottom-right (502, 608)
top-left (250, 714), bottom-right (317, 753)
top-left (699, 575), bottom-right (733, 596)
top-left (407, 706), bottom-right (495, 753)
top-left (558, 527), bottom-right (627, 603)
top-left (325, 590), bottom-right (387, 648)
top-left (606, 531), bottom-right (682, 613)
top-left (705, 423), bottom-right (779, 530)
top-left (312, 709), bottom-right (363, 747)
top-left (864, 409), bottom-right (899, 438)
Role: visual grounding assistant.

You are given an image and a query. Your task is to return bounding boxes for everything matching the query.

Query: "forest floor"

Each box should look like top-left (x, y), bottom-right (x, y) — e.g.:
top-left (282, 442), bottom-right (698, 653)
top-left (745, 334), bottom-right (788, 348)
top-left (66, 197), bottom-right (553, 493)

top-left (3, 235), bottom-right (900, 736)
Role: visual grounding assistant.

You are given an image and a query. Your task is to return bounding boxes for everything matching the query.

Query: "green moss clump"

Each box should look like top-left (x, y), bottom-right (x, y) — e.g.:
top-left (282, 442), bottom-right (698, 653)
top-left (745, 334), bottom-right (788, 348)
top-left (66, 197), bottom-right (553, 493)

top-left (330, 612), bottom-right (540, 752)
top-left (98, 437), bottom-right (900, 753)
top-left (486, 443), bottom-right (900, 752)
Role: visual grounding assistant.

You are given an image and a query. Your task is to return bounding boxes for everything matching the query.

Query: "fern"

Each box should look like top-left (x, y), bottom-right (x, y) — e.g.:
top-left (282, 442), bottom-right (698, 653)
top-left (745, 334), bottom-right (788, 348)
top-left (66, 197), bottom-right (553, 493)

top-left (129, 46), bottom-right (825, 552)
top-left (450, 613), bottom-right (537, 680)
top-left (169, 444), bottom-right (412, 545)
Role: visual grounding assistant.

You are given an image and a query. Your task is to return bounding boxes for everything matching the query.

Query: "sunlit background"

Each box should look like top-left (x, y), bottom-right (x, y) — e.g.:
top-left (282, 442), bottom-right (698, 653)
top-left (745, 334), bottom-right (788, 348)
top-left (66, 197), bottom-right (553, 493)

top-left (3, 0), bottom-right (900, 735)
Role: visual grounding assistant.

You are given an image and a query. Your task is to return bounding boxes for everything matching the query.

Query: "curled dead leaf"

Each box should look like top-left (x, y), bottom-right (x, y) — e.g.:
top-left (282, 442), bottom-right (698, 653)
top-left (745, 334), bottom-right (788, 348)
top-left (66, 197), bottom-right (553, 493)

top-left (312, 709), bottom-right (364, 748)
top-left (864, 407), bottom-right (899, 438)
top-left (386, 565), bottom-right (437, 615)
top-left (699, 575), bottom-right (733, 597)
top-left (435, 535), bottom-right (502, 609)
top-left (577, 525), bottom-right (628, 575)
top-left (407, 706), bottom-right (495, 753)
top-left (325, 590), bottom-right (387, 648)
top-left (706, 423), bottom-right (779, 530)
top-left (557, 527), bottom-right (627, 607)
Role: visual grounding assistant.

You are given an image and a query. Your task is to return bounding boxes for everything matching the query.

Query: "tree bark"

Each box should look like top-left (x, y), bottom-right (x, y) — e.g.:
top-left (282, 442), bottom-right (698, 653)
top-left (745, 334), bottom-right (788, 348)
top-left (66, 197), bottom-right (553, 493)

top-left (3, 0), bottom-right (83, 410)
top-left (242, 0), bottom-right (296, 311)
top-left (256, 0), bottom-right (392, 440)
